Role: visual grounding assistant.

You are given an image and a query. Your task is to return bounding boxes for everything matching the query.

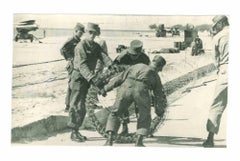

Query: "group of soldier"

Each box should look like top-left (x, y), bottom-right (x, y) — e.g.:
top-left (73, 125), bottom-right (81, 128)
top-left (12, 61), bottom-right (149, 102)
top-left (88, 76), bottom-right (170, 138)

top-left (60, 15), bottom-right (229, 147)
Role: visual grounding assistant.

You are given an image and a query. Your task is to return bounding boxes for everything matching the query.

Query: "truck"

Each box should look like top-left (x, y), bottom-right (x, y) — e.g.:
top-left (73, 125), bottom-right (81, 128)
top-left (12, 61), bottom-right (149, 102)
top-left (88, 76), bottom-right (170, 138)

top-left (14, 20), bottom-right (39, 42)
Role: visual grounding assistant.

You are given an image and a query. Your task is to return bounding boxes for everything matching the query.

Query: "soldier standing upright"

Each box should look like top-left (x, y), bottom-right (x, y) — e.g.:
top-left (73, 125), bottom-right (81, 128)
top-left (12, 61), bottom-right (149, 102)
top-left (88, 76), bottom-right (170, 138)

top-left (67, 22), bottom-right (117, 142)
top-left (113, 40), bottom-right (150, 135)
top-left (203, 15), bottom-right (229, 147)
top-left (86, 25), bottom-right (109, 109)
top-left (60, 23), bottom-right (85, 112)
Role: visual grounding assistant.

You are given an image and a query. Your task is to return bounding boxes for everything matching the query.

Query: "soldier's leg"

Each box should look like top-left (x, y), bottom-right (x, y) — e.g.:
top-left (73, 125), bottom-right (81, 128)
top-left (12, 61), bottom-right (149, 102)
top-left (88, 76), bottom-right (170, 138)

top-left (203, 74), bottom-right (227, 147)
top-left (68, 78), bottom-right (90, 142)
top-left (105, 88), bottom-right (133, 146)
top-left (134, 88), bottom-right (151, 147)
top-left (64, 84), bottom-right (71, 112)
top-left (105, 98), bottom-right (132, 134)
top-left (120, 110), bottom-right (130, 135)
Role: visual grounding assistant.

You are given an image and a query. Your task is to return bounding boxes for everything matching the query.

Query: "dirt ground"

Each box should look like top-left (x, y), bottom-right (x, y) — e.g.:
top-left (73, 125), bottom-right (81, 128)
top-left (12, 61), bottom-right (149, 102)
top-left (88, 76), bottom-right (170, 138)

top-left (11, 32), bottom-right (225, 147)
top-left (14, 73), bottom-right (226, 147)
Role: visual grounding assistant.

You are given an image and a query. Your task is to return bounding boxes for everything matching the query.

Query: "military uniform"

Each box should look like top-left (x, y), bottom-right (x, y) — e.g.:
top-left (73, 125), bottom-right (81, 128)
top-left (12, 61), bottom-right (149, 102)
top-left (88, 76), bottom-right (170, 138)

top-left (191, 37), bottom-right (203, 56)
top-left (105, 63), bottom-right (167, 136)
top-left (86, 38), bottom-right (109, 109)
top-left (203, 15), bottom-right (229, 147)
top-left (207, 25), bottom-right (228, 134)
top-left (60, 35), bottom-right (81, 110)
top-left (114, 48), bottom-right (150, 65)
top-left (113, 47), bottom-right (150, 129)
top-left (68, 38), bottom-right (112, 130)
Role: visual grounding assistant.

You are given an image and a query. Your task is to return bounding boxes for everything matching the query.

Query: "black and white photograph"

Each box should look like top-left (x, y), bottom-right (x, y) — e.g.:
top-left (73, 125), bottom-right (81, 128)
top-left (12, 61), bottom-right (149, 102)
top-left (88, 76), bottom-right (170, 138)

top-left (12, 14), bottom-right (227, 147)
top-left (1, 1), bottom-right (240, 161)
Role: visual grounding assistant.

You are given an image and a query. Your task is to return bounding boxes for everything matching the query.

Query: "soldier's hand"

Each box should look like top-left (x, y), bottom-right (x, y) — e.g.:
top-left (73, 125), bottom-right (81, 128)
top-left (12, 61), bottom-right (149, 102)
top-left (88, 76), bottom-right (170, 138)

top-left (108, 64), bottom-right (122, 73)
top-left (91, 76), bottom-right (104, 88)
top-left (155, 108), bottom-right (165, 117)
top-left (98, 89), bottom-right (107, 97)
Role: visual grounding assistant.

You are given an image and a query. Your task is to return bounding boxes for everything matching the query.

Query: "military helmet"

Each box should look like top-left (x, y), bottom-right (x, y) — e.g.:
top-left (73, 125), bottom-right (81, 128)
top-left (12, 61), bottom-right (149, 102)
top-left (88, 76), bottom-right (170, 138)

top-left (212, 15), bottom-right (228, 28)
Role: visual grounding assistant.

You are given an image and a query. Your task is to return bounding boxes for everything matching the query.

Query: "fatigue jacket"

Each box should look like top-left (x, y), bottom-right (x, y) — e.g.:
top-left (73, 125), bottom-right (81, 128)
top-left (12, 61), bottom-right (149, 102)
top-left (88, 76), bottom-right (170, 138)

top-left (213, 26), bottom-right (229, 69)
top-left (207, 26), bottom-right (229, 134)
top-left (73, 39), bottom-right (112, 82)
top-left (105, 64), bottom-right (167, 110)
top-left (60, 35), bottom-right (80, 60)
top-left (95, 38), bottom-right (108, 73)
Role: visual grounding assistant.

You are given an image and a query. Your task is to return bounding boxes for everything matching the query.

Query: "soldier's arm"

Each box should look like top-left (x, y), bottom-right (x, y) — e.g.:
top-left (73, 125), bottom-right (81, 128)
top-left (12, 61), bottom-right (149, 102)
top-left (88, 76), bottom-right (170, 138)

top-left (104, 70), bottom-right (128, 92)
top-left (95, 40), bottom-right (109, 73)
top-left (60, 38), bottom-right (74, 60)
top-left (113, 50), bottom-right (128, 64)
top-left (218, 35), bottom-right (229, 61)
top-left (98, 40), bottom-right (108, 54)
top-left (99, 49), bottom-right (112, 67)
top-left (144, 54), bottom-right (151, 65)
top-left (152, 73), bottom-right (167, 115)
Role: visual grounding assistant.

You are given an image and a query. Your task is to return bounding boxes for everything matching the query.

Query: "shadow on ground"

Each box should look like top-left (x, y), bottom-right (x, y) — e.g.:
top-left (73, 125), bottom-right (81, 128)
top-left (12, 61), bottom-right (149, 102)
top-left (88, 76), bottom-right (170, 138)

top-left (145, 135), bottom-right (226, 148)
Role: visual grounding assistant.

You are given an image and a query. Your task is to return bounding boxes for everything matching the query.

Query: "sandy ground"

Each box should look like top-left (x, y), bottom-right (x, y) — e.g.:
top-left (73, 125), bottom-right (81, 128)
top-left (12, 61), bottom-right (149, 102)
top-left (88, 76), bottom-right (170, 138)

top-left (15, 73), bottom-right (226, 147)
top-left (11, 32), bottom-right (226, 147)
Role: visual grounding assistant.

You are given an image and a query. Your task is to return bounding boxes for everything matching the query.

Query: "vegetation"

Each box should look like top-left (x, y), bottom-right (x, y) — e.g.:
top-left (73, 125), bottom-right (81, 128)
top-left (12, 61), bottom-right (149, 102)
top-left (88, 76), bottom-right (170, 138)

top-left (195, 24), bottom-right (212, 31)
top-left (149, 24), bottom-right (158, 30)
top-left (149, 24), bottom-right (212, 31)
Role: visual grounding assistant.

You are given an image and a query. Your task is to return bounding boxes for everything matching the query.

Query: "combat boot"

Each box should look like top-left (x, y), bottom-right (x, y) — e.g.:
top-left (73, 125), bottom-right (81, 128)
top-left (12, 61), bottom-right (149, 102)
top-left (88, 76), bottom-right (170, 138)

top-left (71, 130), bottom-right (87, 142)
top-left (104, 131), bottom-right (114, 146)
top-left (202, 132), bottom-right (214, 148)
top-left (120, 123), bottom-right (129, 136)
top-left (135, 135), bottom-right (145, 147)
top-left (202, 140), bottom-right (214, 147)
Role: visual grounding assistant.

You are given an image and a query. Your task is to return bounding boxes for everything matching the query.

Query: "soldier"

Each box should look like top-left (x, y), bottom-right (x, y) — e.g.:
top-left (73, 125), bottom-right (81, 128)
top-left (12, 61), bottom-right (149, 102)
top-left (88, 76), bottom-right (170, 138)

top-left (86, 25), bottom-right (109, 109)
top-left (202, 15), bottom-right (229, 147)
top-left (113, 40), bottom-right (150, 135)
top-left (68, 22), bottom-right (117, 142)
top-left (191, 35), bottom-right (203, 56)
top-left (102, 55), bottom-right (167, 146)
top-left (114, 40), bottom-right (150, 66)
top-left (60, 23), bottom-right (85, 112)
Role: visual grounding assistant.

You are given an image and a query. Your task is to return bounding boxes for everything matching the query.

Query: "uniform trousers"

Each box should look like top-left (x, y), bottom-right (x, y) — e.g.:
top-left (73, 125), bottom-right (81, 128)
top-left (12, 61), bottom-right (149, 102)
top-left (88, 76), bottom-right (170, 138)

top-left (105, 79), bottom-right (152, 136)
top-left (207, 65), bottom-right (227, 134)
top-left (67, 70), bottom-right (90, 130)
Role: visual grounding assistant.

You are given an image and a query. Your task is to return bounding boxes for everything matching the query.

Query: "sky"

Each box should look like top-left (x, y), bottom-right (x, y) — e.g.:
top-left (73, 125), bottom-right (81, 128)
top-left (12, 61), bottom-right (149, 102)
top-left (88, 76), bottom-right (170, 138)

top-left (14, 14), bottom-right (213, 30)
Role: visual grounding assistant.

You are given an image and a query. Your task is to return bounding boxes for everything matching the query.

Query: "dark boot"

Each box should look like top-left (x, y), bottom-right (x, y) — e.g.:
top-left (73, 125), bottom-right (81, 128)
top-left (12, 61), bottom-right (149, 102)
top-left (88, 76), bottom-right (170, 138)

top-left (120, 123), bottom-right (128, 136)
top-left (71, 130), bottom-right (87, 142)
top-left (104, 131), bottom-right (114, 146)
top-left (203, 132), bottom-right (214, 147)
top-left (135, 135), bottom-right (145, 147)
